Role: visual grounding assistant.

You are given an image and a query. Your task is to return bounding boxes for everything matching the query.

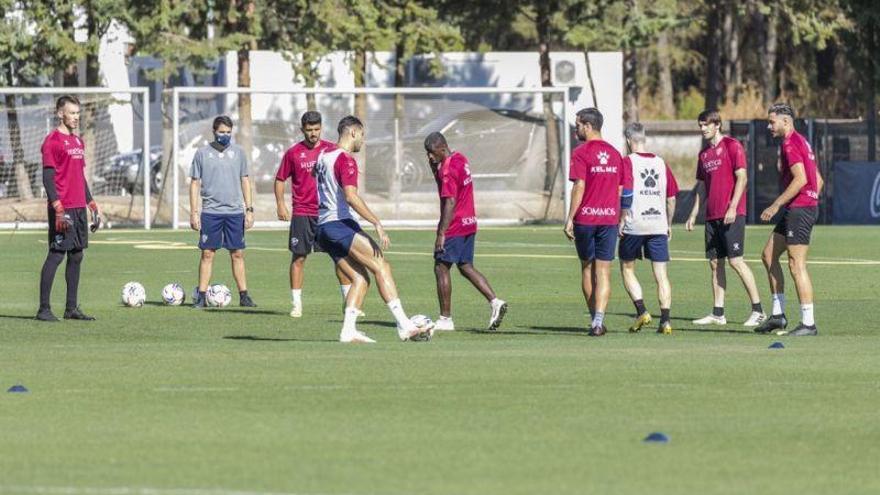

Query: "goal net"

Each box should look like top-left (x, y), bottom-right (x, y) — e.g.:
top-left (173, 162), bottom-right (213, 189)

top-left (0, 88), bottom-right (152, 229)
top-left (170, 87), bottom-right (571, 228)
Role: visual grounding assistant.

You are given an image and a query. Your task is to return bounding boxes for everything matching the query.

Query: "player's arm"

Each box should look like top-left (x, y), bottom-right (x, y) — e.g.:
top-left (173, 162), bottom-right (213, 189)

top-left (436, 196), bottom-right (455, 253)
top-left (84, 180), bottom-right (101, 232)
top-left (685, 180), bottom-right (704, 231)
top-left (343, 185), bottom-right (390, 250)
top-left (241, 175), bottom-right (254, 229)
top-left (725, 168), bottom-right (747, 224)
top-left (42, 167), bottom-right (68, 233)
top-left (761, 162), bottom-right (807, 221)
top-left (565, 180), bottom-right (584, 241)
top-left (816, 169), bottom-right (825, 195)
top-left (274, 179), bottom-right (290, 221)
top-left (189, 179), bottom-right (201, 231)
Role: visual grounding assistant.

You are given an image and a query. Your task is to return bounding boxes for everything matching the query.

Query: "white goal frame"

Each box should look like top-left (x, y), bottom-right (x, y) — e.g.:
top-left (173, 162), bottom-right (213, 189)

top-left (0, 87), bottom-right (152, 229)
top-left (171, 86), bottom-right (572, 229)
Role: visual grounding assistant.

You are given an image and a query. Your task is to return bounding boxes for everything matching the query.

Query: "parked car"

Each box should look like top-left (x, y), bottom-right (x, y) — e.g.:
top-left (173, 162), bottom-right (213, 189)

top-left (95, 145), bottom-right (163, 195)
top-left (363, 108), bottom-right (559, 193)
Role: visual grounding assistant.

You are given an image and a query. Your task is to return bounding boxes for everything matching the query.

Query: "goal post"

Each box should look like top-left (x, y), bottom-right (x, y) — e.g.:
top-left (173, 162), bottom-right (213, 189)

top-left (170, 86), bottom-right (572, 229)
top-left (0, 87), bottom-right (152, 229)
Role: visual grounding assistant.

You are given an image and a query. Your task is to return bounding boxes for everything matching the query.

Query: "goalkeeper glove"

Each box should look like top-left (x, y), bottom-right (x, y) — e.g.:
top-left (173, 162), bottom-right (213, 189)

top-left (52, 200), bottom-right (69, 233)
top-left (88, 200), bottom-right (100, 233)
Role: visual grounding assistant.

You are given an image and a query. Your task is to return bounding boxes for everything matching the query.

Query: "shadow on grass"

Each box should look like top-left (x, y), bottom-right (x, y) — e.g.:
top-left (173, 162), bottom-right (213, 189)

top-left (358, 320), bottom-right (397, 328)
top-left (223, 335), bottom-right (337, 343)
top-left (0, 314), bottom-right (39, 320)
top-left (209, 308), bottom-right (286, 316)
top-left (674, 327), bottom-right (754, 335)
top-left (460, 326), bottom-right (587, 337)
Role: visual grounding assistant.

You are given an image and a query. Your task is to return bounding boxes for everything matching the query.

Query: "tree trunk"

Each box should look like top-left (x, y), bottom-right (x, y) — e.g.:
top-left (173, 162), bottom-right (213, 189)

top-left (4, 92), bottom-right (34, 200)
top-left (722, 1), bottom-right (740, 102)
top-left (623, 46), bottom-right (639, 121)
top-left (656, 31), bottom-right (675, 118)
top-left (754, 2), bottom-right (778, 106)
top-left (237, 0), bottom-right (257, 197)
top-left (538, 4), bottom-right (560, 193)
top-left (82, 2), bottom-right (100, 191)
top-left (353, 49), bottom-right (368, 191)
top-left (867, 23), bottom-right (877, 161)
top-left (391, 30), bottom-right (406, 211)
top-left (704, 6), bottom-right (722, 110)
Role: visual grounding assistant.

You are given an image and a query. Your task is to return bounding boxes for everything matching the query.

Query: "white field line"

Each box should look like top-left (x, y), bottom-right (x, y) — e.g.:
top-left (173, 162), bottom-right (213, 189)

top-left (0, 486), bottom-right (351, 495)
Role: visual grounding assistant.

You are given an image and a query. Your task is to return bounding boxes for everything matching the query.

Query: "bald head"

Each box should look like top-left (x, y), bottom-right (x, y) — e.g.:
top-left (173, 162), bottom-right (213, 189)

top-left (424, 132), bottom-right (450, 167)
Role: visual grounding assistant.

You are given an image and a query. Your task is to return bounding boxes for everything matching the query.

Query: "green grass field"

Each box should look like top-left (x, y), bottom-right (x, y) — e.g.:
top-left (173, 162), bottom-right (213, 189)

top-left (1, 225), bottom-right (879, 495)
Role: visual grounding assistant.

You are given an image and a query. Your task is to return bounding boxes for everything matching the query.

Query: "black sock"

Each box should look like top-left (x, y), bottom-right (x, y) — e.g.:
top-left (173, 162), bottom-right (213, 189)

top-left (751, 302), bottom-right (763, 313)
top-left (660, 308), bottom-right (671, 323)
top-left (239, 290), bottom-right (248, 298)
top-left (39, 250), bottom-right (65, 310)
top-left (65, 249), bottom-right (84, 310)
top-left (712, 306), bottom-right (724, 317)
top-left (633, 299), bottom-right (647, 316)
top-left (198, 291), bottom-right (206, 301)
top-left (589, 309), bottom-right (595, 321)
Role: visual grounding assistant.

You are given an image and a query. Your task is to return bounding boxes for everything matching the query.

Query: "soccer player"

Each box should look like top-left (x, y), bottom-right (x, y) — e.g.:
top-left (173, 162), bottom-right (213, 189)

top-left (564, 108), bottom-right (627, 336)
top-left (189, 115), bottom-right (256, 308)
top-left (36, 95), bottom-right (102, 322)
top-left (755, 103), bottom-right (824, 336)
top-left (275, 111), bottom-right (358, 318)
top-left (618, 123), bottom-right (679, 334)
top-left (423, 132), bottom-right (507, 331)
top-left (313, 115), bottom-right (429, 343)
top-left (685, 110), bottom-right (765, 327)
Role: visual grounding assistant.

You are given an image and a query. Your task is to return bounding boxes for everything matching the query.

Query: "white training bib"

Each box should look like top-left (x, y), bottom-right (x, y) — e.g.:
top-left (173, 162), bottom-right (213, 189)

top-left (623, 153), bottom-right (670, 236)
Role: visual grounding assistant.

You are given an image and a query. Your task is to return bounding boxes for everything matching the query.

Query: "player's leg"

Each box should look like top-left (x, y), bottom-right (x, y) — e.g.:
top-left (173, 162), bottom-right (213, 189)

top-left (574, 225), bottom-right (597, 324)
top-left (581, 259), bottom-right (594, 319)
top-left (433, 261), bottom-right (454, 330)
top-left (62, 249), bottom-right (92, 320)
top-left (225, 214), bottom-right (254, 307)
top-left (37, 249), bottom-right (65, 321)
top-left (755, 228), bottom-right (789, 334)
top-left (289, 255), bottom-right (307, 316)
top-left (343, 226), bottom-right (426, 340)
top-left (589, 225), bottom-right (617, 336)
top-left (196, 248), bottom-right (216, 306)
top-left (652, 262), bottom-right (672, 334)
top-left (452, 234), bottom-right (506, 330)
top-left (335, 256), bottom-right (375, 343)
top-left (619, 235), bottom-right (650, 332)
top-left (333, 264), bottom-right (364, 317)
top-left (784, 207), bottom-right (819, 336)
top-left (724, 216), bottom-right (765, 326)
top-left (230, 249), bottom-right (249, 294)
top-left (195, 213), bottom-right (223, 308)
top-left (694, 221), bottom-right (727, 325)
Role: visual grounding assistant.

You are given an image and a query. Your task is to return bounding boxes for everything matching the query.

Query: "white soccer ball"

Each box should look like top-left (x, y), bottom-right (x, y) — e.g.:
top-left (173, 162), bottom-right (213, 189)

top-left (121, 282), bottom-right (146, 307)
top-left (161, 283), bottom-right (186, 306)
top-left (410, 314), bottom-right (435, 330)
top-left (206, 284), bottom-right (232, 308)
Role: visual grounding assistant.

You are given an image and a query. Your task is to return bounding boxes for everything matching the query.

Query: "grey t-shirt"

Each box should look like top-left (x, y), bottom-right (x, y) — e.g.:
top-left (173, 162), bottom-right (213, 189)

top-left (190, 143), bottom-right (248, 214)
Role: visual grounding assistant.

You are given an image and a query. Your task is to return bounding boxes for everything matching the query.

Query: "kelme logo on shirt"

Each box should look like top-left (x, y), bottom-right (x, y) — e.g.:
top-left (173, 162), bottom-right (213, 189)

top-left (641, 169), bottom-right (658, 188)
top-left (597, 151), bottom-right (610, 165)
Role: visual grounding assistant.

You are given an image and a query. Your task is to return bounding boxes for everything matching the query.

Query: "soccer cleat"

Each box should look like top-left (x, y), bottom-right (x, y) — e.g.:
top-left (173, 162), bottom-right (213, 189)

top-left (787, 323), bottom-right (818, 336)
top-left (693, 314), bottom-right (727, 325)
top-left (63, 307), bottom-right (95, 321)
top-left (239, 294), bottom-right (257, 307)
top-left (588, 324), bottom-right (607, 337)
top-left (339, 329), bottom-right (376, 343)
top-left (488, 299), bottom-right (508, 331)
top-left (397, 323), bottom-right (429, 342)
top-left (629, 312), bottom-right (652, 333)
top-left (743, 311), bottom-right (767, 327)
top-left (657, 321), bottom-right (673, 335)
top-left (289, 304), bottom-right (303, 318)
top-left (35, 308), bottom-right (59, 322)
top-left (192, 293), bottom-right (206, 309)
top-left (434, 317), bottom-right (455, 331)
top-left (754, 314), bottom-right (787, 334)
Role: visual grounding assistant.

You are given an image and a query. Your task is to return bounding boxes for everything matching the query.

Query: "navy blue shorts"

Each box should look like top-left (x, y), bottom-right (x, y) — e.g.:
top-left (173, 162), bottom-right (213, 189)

top-left (316, 219), bottom-right (364, 262)
top-left (199, 213), bottom-right (245, 250)
top-left (435, 234), bottom-right (476, 265)
top-left (619, 234), bottom-right (670, 262)
top-left (574, 224), bottom-right (618, 261)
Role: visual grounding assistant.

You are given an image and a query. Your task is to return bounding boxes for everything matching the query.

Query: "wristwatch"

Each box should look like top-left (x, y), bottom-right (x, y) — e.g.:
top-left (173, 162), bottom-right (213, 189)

top-left (245, 206), bottom-right (254, 213)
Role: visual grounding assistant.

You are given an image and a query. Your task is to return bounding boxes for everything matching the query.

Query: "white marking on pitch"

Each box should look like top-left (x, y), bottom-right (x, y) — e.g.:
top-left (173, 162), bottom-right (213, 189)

top-left (0, 486), bottom-right (337, 495)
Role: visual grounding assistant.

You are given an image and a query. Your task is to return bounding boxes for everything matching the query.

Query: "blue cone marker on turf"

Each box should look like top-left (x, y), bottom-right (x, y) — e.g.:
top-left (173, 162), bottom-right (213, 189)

top-left (768, 342), bottom-right (785, 349)
top-left (643, 432), bottom-right (669, 443)
top-left (7, 384), bottom-right (28, 393)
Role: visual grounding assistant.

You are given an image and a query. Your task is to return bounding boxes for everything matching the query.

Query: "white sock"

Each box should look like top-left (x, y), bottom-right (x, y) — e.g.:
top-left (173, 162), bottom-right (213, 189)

top-left (439, 315), bottom-right (453, 321)
top-left (771, 293), bottom-right (785, 316)
top-left (340, 284), bottom-right (351, 301)
top-left (342, 306), bottom-right (360, 332)
top-left (593, 311), bottom-right (605, 328)
top-left (387, 298), bottom-right (408, 326)
top-left (291, 289), bottom-right (302, 306)
top-left (801, 303), bottom-right (815, 326)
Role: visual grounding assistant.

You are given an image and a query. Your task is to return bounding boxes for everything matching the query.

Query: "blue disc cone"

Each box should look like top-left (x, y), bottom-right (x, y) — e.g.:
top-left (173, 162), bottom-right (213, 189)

top-left (643, 432), bottom-right (669, 443)
top-left (7, 384), bottom-right (28, 393)
top-left (768, 342), bottom-right (785, 349)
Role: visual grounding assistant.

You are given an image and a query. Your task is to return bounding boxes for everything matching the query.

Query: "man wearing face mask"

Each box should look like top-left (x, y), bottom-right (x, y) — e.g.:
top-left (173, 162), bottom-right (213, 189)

top-left (189, 115), bottom-right (256, 308)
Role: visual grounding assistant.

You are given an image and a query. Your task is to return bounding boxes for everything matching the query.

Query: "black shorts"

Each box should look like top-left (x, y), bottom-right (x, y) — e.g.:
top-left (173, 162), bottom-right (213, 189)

top-left (48, 206), bottom-right (88, 251)
top-left (289, 215), bottom-right (319, 256)
top-left (773, 207), bottom-right (818, 245)
top-left (705, 215), bottom-right (746, 259)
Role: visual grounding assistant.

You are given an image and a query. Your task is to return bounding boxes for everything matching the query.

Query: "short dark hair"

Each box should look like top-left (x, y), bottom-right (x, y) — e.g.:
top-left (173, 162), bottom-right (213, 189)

top-left (337, 115), bottom-right (363, 136)
top-left (576, 107), bottom-right (603, 131)
top-left (768, 103), bottom-right (795, 119)
top-left (301, 111), bottom-right (322, 127)
top-left (697, 109), bottom-right (722, 125)
top-left (424, 132), bottom-right (448, 151)
top-left (213, 115), bottom-right (234, 131)
top-left (56, 95), bottom-right (80, 112)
